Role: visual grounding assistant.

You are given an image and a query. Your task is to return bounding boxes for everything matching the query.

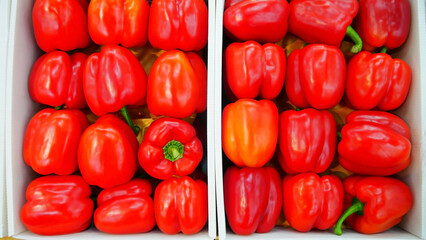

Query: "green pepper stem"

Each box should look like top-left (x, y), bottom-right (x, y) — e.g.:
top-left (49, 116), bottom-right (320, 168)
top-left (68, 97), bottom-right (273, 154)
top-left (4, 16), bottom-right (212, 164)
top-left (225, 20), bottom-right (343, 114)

top-left (54, 104), bottom-right (65, 110)
top-left (120, 106), bottom-right (140, 135)
top-left (346, 26), bottom-right (363, 54)
top-left (337, 132), bottom-right (342, 141)
top-left (163, 140), bottom-right (184, 162)
top-left (295, 107), bottom-right (301, 111)
top-left (380, 47), bottom-right (388, 53)
top-left (334, 198), bottom-right (365, 236)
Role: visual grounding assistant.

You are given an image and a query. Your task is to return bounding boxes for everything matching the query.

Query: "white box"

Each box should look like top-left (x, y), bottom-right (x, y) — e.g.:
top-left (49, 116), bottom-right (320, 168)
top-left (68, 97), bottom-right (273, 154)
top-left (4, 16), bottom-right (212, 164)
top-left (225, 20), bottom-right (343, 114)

top-left (215, 0), bottom-right (426, 239)
top-left (5, 0), bottom-right (216, 239)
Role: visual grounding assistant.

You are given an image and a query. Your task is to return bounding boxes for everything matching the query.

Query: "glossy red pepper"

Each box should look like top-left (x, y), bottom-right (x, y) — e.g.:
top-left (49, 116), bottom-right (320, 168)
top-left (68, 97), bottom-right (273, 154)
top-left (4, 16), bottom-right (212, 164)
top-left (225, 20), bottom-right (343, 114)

top-left (32, 0), bottom-right (90, 52)
top-left (223, 0), bottom-right (289, 43)
top-left (288, 0), bottom-right (362, 53)
top-left (283, 173), bottom-right (344, 232)
top-left (355, 0), bottom-right (411, 50)
top-left (278, 108), bottom-right (336, 174)
top-left (154, 176), bottom-right (207, 234)
top-left (224, 166), bottom-right (282, 235)
top-left (224, 41), bottom-right (286, 100)
top-left (148, 0), bottom-right (207, 51)
top-left (335, 175), bottom-right (413, 235)
top-left (23, 108), bottom-right (88, 175)
top-left (84, 45), bottom-right (147, 134)
top-left (222, 99), bottom-right (279, 168)
top-left (29, 51), bottom-right (88, 109)
top-left (338, 111), bottom-right (411, 176)
top-left (78, 114), bottom-right (139, 189)
top-left (21, 175), bottom-right (94, 235)
top-left (138, 118), bottom-right (203, 180)
top-left (94, 179), bottom-right (155, 234)
top-left (285, 44), bottom-right (346, 109)
top-left (147, 50), bottom-right (207, 118)
top-left (88, 0), bottom-right (149, 48)
top-left (346, 51), bottom-right (411, 111)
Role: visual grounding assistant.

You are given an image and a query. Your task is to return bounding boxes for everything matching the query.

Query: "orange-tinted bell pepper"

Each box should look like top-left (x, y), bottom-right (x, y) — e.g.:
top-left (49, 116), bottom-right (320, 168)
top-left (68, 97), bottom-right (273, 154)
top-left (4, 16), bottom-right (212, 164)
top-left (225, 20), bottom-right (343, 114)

top-left (21, 175), bottom-right (94, 235)
top-left (148, 0), bottom-right (208, 51)
top-left (147, 50), bottom-right (207, 118)
top-left (23, 108), bottom-right (88, 175)
top-left (335, 175), bottom-right (413, 235)
top-left (278, 108), bottom-right (336, 174)
top-left (32, 0), bottom-right (90, 52)
top-left (338, 111), bottom-right (411, 176)
top-left (88, 0), bottom-right (149, 48)
top-left (94, 179), bottom-right (155, 234)
top-left (78, 114), bottom-right (139, 189)
top-left (29, 51), bottom-right (88, 109)
top-left (154, 176), bottom-right (208, 234)
top-left (283, 173), bottom-right (344, 232)
top-left (224, 166), bottom-right (282, 235)
top-left (222, 99), bottom-right (278, 168)
top-left (224, 41), bottom-right (286, 100)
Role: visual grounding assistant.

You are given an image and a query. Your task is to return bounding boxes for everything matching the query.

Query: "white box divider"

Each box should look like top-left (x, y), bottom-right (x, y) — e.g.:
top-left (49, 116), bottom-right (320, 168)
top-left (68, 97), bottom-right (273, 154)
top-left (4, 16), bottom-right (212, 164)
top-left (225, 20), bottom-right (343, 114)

top-left (5, 0), bottom-right (216, 239)
top-left (214, 0), bottom-right (426, 239)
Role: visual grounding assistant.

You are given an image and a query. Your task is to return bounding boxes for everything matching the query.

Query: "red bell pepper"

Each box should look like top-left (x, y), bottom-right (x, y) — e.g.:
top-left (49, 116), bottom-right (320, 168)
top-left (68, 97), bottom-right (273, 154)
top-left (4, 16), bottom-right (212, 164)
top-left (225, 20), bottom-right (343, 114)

top-left (224, 166), bottom-right (282, 235)
top-left (285, 44), bottom-right (346, 109)
top-left (21, 175), bottom-right (94, 235)
top-left (283, 173), bottom-right (344, 232)
top-left (338, 111), bottom-right (411, 176)
top-left (32, 0), bottom-right (90, 52)
top-left (23, 108), bottom-right (88, 175)
top-left (223, 0), bottom-right (289, 43)
top-left (288, 0), bottom-right (362, 53)
top-left (355, 0), bottom-right (411, 50)
top-left (154, 176), bottom-right (207, 234)
top-left (224, 41), bottom-right (286, 100)
top-left (148, 0), bottom-right (207, 51)
top-left (78, 114), bottom-right (139, 189)
top-left (84, 45), bottom-right (147, 134)
top-left (94, 179), bottom-right (155, 234)
top-left (346, 51), bottom-right (411, 111)
top-left (335, 175), bottom-right (413, 235)
top-left (278, 108), bottom-right (336, 174)
top-left (88, 0), bottom-right (149, 48)
top-left (29, 51), bottom-right (88, 109)
top-left (222, 99), bottom-right (279, 168)
top-left (138, 118), bottom-right (203, 180)
top-left (147, 50), bottom-right (207, 118)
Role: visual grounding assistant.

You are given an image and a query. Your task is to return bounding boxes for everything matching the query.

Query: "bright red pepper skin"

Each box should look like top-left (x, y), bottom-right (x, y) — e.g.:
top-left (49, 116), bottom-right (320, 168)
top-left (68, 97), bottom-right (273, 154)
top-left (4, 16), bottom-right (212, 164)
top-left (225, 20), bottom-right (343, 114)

top-left (88, 0), bottom-right (149, 48)
top-left (224, 167), bottom-right (282, 235)
top-left (94, 179), bottom-right (155, 234)
top-left (147, 51), bottom-right (207, 118)
top-left (154, 176), bottom-right (207, 234)
top-left (355, 0), bottom-right (411, 50)
top-left (224, 41), bottom-right (286, 100)
top-left (23, 109), bottom-right (88, 175)
top-left (335, 175), bottom-right (413, 235)
top-left (84, 45), bottom-right (147, 116)
top-left (21, 175), bottom-right (94, 235)
top-left (138, 118), bottom-right (203, 180)
top-left (346, 51), bottom-right (411, 111)
top-left (29, 51), bottom-right (88, 109)
top-left (223, 0), bottom-right (289, 43)
top-left (278, 109), bottom-right (336, 174)
top-left (78, 114), bottom-right (138, 189)
top-left (285, 44), bottom-right (346, 109)
top-left (32, 0), bottom-right (90, 52)
top-left (148, 0), bottom-right (207, 51)
top-left (283, 173), bottom-right (344, 232)
top-left (288, 0), bottom-right (358, 46)
top-left (338, 111), bottom-right (411, 176)
top-left (222, 99), bottom-right (279, 168)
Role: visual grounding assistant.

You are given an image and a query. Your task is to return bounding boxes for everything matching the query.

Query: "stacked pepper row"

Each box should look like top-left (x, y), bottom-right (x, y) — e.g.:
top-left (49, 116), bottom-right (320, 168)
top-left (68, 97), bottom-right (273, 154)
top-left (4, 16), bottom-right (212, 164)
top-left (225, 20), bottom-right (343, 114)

top-left (222, 0), bottom-right (413, 236)
top-left (21, 0), bottom-right (208, 235)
